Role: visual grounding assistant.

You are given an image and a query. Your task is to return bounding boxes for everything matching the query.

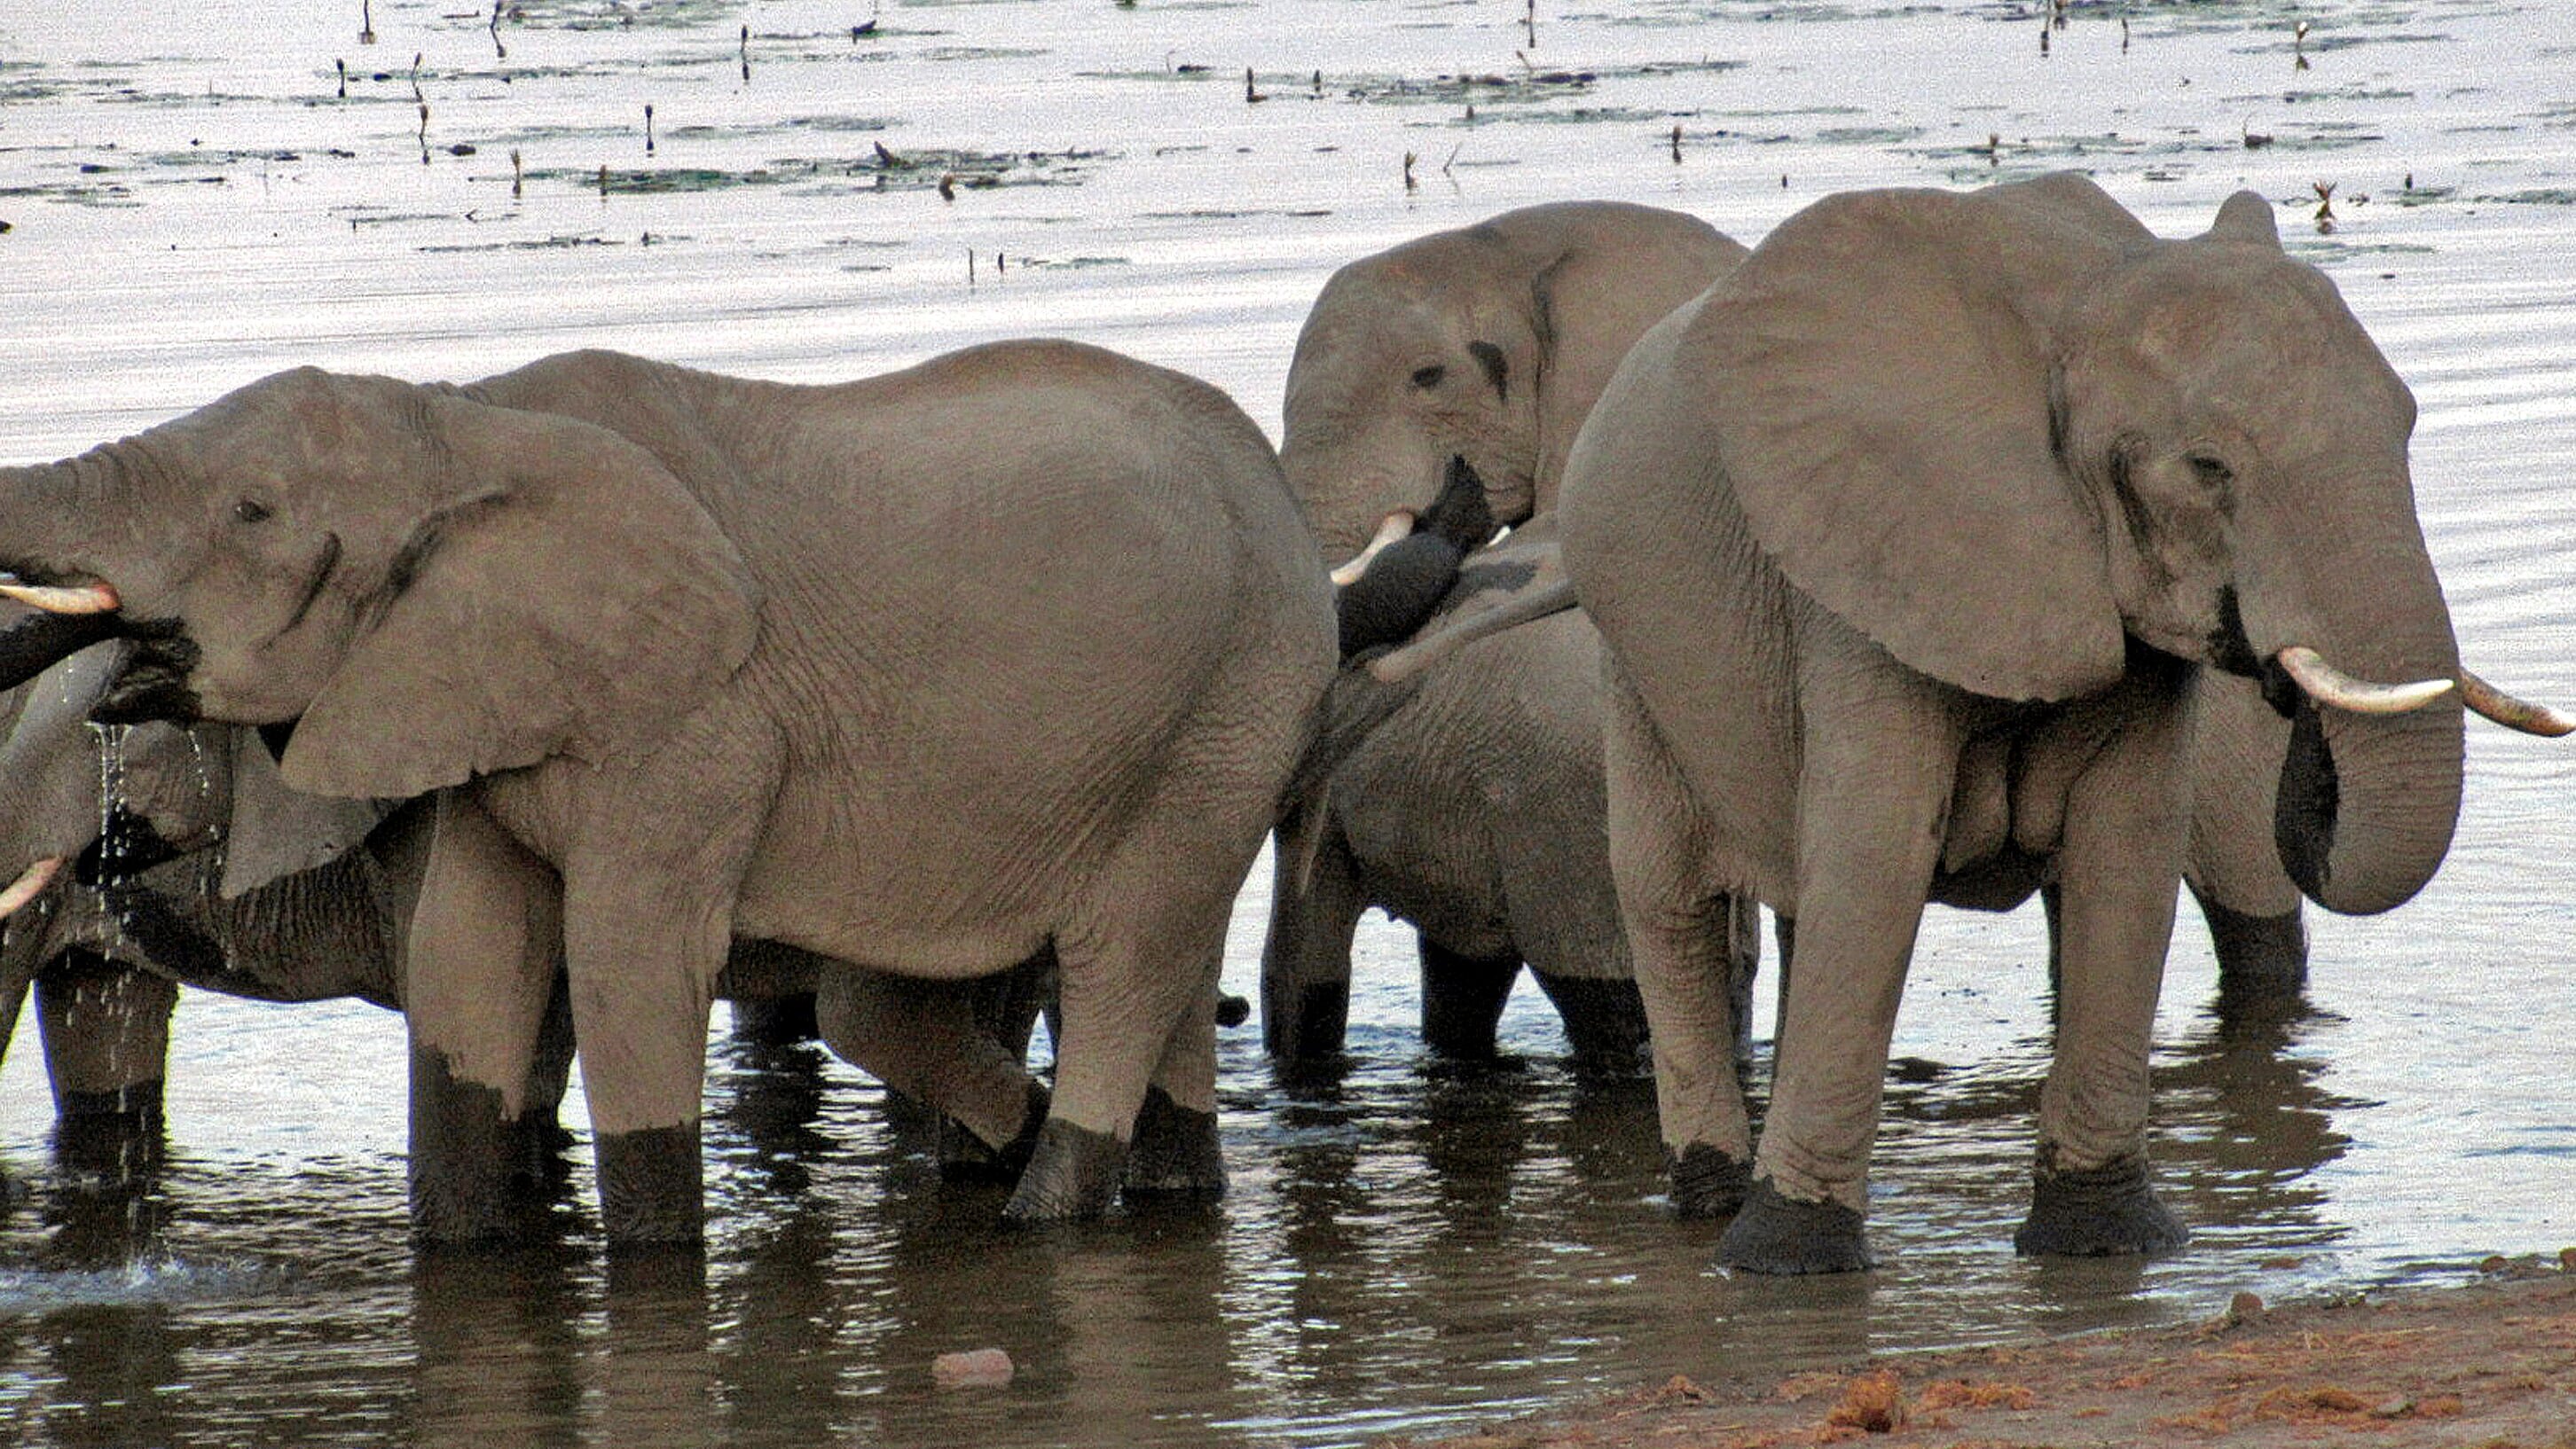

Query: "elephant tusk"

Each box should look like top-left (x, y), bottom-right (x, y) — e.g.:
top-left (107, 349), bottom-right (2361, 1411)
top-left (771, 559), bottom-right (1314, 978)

top-left (0, 575), bottom-right (120, 615)
top-left (2275, 646), bottom-right (2454, 715)
top-left (0, 857), bottom-right (63, 919)
top-left (1327, 512), bottom-right (1418, 586)
top-left (2458, 669), bottom-right (2576, 738)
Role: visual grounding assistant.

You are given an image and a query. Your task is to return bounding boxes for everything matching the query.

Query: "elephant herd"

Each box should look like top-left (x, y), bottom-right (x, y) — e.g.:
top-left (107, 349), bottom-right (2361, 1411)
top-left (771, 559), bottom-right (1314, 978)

top-left (0, 172), bottom-right (2563, 1274)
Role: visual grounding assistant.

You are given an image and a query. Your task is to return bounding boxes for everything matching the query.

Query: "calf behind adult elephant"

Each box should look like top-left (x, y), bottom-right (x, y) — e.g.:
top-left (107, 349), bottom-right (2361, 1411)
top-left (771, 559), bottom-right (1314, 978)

top-left (1268, 203), bottom-right (1750, 1068)
top-left (1284, 199), bottom-right (1750, 557)
top-left (0, 341), bottom-right (1336, 1242)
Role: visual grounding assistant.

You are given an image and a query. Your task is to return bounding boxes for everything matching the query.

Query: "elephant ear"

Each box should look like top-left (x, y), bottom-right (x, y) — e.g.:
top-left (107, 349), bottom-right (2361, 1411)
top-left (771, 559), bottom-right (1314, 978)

top-left (220, 725), bottom-right (397, 897)
top-left (1701, 177), bottom-right (2135, 701)
top-left (281, 390), bottom-right (762, 799)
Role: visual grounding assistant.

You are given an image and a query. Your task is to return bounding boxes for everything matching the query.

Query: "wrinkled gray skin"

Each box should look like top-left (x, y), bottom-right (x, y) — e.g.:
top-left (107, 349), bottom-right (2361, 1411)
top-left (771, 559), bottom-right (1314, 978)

top-left (0, 341), bottom-right (1333, 1243)
top-left (0, 643), bottom-right (1056, 1196)
top-left (1559, 174), bottom-right (2470, 1273)
top-left (1266, 200), bottom-right (2314, 1079)
top-left (1270, 202), bottom-right (1753, 1067)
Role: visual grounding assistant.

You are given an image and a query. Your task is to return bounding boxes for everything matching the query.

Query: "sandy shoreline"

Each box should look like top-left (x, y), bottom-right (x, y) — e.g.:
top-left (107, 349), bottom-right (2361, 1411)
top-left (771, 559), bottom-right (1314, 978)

top-left (1392, 1258), bottom-right (2576, 1449)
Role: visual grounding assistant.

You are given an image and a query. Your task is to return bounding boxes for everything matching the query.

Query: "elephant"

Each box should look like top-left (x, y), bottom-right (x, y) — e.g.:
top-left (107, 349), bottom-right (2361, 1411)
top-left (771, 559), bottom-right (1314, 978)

top-left (0, 339), bottom-right (1335, 1243)
top-left (1267, 199), bottom-right (2325, 1082)
top-left (1270, 201), bottom-right (1755, 1067)
top-left (1548, 172), bottom-right (2562, 1273)
top-left (0, 640), bottom-right (1063, 1202)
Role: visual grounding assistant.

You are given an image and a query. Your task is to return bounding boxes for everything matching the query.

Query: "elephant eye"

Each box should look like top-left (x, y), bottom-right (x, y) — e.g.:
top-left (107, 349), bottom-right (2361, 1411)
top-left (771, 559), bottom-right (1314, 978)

top-left (1410, 364), bottom-right (1447, 389)
top-left (2187, 453), bottom-right (2236, 501)
top-left (233, 496), bottom-right (274, 524)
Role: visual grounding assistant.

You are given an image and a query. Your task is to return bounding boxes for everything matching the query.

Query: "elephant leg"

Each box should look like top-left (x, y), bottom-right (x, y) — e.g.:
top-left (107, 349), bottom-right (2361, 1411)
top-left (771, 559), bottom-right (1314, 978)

top-left (813, 966), bottom-right (1048, 1181)
top-left (2018, 683), bottom-right (2191, 1259)
top-left (507, 974), bottom-right (577, 1196)
top-left (2191, 880), bottom-right (2310, 1007)
top-left (36, 949), bottom-right (177, 1123)
top-left (1722, 681), bottom-right (1959, 1275)
top-left (1260, 823), bottom-right (1364, 1063)
top-left (1009, 900), bottom-right (1230, 1222)
top-left (36, 949), bottom-right (177, 1183)
top-left (1527, 967), bottom-right (1650, 1079)
top-left (1418, 936), bottom-right (1520, 1061)
top-left (1126, 958), bottom-right (1226, 1198)
top-left (1603, 680), bottom-right (1754, 1219)
top-left (405, 793), bottom-right (566, 1245)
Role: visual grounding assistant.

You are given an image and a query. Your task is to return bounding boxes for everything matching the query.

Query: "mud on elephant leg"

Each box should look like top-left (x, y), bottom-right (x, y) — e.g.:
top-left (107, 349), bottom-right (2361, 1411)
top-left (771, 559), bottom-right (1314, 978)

top-left (2190, 881), bottom-right (2310, 1008)
top-left (1604, 683), bottom-right (1755, 1220)
top-left (507, 975), bottom-right (578, 1198)
top-left (1418, 936), bottom-right (1520, 1061)
top-left (1126, 969), bottom-right (1226, 1200)
top-left (1260, 827), bottom-right (1365, 1065)
top-left (1528, 968), bottom-right (1650, 1078)
top-left (36, 949), bottom-right (179, 1183)
top-left (2016, 674), bottom-right (2191, 1261)
top-left (1011, 908), bottom-right (1233, 1220)
top-left (406, 795), bottom-right (571, 1245)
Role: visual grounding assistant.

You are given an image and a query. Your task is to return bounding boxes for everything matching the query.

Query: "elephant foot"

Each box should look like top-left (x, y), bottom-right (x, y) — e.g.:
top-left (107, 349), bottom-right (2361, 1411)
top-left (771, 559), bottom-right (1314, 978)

top-left (410, 1046), bottom-right (531, 1244)
top-left (1666, 1141), bottom-right (1751, 1219)
top-left (593, 1123), bottom-right (706, 1247)
top-left (2014, 1153), bottom-right (2188, 1258)
top-left (1003, 1117), bottom-right (1127, 1222)
top-left (52, 1100), bottom-right (167, 1189)
top-left (1419, 942), bottom-right (1518, 1060)
top-left (1124, 1087), bottom-right (1226, 1198)
top-left (1263, 978), bottom-right (1350, 1062)
top-left (507, 1112), bottom-right (576, 1197)
top-left (1530, 971), bottom-right (1651, 1079)
top-left (1717, 1178), bottom-right (1875, 1275)
top-left (2203, 899), bottom-right (2311, 1006)
top-left (939, 1080), bottom-right (1052, 1185)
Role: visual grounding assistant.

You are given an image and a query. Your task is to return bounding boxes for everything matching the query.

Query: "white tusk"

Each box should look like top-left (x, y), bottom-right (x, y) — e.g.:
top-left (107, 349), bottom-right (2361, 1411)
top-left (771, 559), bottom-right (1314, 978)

top-left (2459, 669), bottom-right (2576, 738)
top-left (2275, 646), bottom-right (2454, 715)
top-left (0, 576), bottom-right (120, 615)
top-left (1328, 512), bottom-right (1418, 586)
top-left (0, 857), bottom-right (63, 919)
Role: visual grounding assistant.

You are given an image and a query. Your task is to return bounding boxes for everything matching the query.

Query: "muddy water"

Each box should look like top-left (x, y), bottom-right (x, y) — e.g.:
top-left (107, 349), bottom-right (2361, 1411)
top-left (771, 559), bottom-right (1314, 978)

top-left (3, 1), bottom-right (2574, 1445)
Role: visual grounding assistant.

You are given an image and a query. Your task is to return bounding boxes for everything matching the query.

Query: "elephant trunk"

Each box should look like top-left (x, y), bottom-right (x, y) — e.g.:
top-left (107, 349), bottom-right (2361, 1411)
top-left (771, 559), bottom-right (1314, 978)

top-left (2250, 482), bottom-right (2463, 918)
top-left (0, 460), bottom-right (129, 692)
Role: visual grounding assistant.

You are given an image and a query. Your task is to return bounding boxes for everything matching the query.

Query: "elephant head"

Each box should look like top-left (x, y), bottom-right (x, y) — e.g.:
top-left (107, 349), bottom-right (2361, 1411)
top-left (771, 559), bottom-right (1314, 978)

top-left (1694, 172), bottom-right (2556, 918)
top-left (0, 364), bottom-right (760, 801)
top-left (1282, 200), bottom-right (1747, 562)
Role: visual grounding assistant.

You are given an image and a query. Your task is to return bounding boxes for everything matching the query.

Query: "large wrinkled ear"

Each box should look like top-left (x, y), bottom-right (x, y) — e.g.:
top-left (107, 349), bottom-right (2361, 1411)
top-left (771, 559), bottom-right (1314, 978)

top-left (281, 390), bottom-right (761, 798)
top-left (1701, 181), bottom-right (2132, 701)
top-left (1523, 208), bottom-right (1750, 504)
top-left (220, 725), bottom-right (397, 897)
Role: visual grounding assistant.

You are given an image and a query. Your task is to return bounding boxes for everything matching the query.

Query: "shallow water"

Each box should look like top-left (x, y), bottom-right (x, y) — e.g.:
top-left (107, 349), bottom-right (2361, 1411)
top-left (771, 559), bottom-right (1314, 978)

top-left (3, 1), bottom-right (2575, 1445)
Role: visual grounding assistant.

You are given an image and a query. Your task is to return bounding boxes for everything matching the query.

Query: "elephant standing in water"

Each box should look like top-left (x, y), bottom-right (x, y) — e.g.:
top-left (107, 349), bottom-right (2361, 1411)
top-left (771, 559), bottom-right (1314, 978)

top-left (0, 340), bottom-right (1334, 1243)
top-left (0, 639), bottom-right (1062, 1204)
top-left (1265, 199), bottom-right (2330, 1079)
top-left (1553, 172), bottom-right (2562, 1273)
top-left (1268, 200), bottom-right (1753, 1069)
